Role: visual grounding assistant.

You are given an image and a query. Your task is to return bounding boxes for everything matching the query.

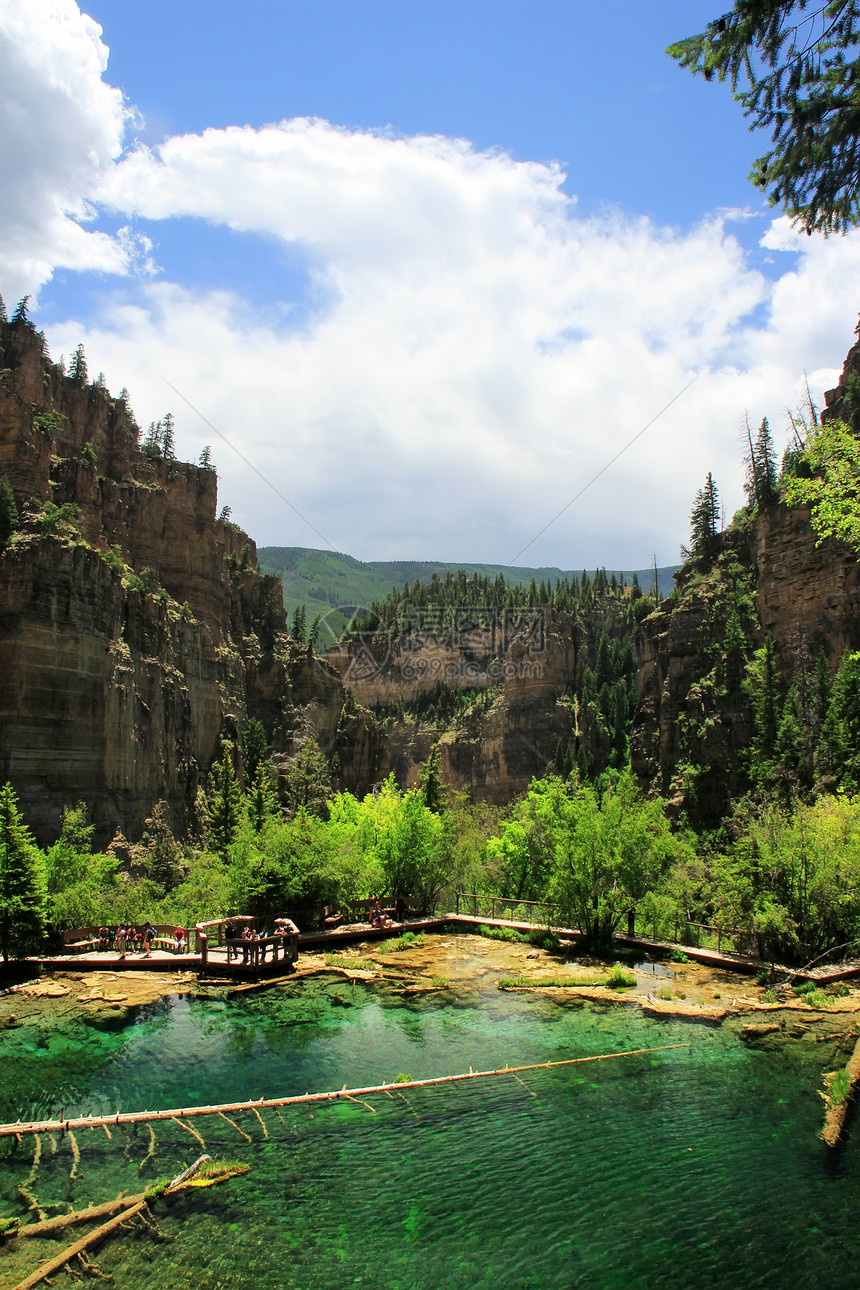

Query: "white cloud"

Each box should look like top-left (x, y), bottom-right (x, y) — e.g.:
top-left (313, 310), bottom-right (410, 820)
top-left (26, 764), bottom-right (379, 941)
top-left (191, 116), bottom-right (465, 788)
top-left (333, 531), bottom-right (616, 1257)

top-left (5, 4), bottom-right (860, 568)
top-left (0, 0), bottom-right (130, 302)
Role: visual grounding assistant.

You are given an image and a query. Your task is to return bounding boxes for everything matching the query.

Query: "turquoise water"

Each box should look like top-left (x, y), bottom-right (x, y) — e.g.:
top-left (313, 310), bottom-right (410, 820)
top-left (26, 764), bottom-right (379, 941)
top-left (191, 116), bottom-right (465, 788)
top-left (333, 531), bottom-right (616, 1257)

top-left (0, 971), bottom-right (856, 1289)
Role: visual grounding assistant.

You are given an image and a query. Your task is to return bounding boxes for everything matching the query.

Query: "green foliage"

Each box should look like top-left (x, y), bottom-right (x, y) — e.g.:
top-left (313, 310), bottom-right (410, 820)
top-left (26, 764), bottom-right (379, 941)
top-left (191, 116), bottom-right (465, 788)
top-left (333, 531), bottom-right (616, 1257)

top-left (686, 472), bottom-right (721, 562)
top-left (30, 501), bottom-right (81, 537)
top-left (605, 962), bottom-right (636, 989)
top-left (0, 477), bottom-right (17, 551)
top-left (393, 1073), bottom-right (413, 1084)
top-left (378, 931), bottom-right (426, 952)
top-left (667, 2), bottom-right (860, 233)
top-left (139, 802), bottom-right (183, 893)
top-left (81, 441), bottom-right (96, 464)
top-left (33, 409), bottom-right (66, 435)
top-left (0, 782), bottom-right (46, 960)
top-left (206, 749), bottom-right (244, 857)
top-left (10, 296), bottom-right (30, 326)
top-left (476, 923), bottom-right (531, 944)
top-left (669, 948), bottom-right (689, 963)
top-left (45, 801), bottom-right (118, 928)
top-left (419, 742), bottom-right (446, 813)
top-left (242, 717), bottom-right (269, 782)
top-left (282, 739), bottom-right (332, 818)
top-left (785, 419), bottom-right (860, 554)
top-left (69, 342), bottom-right (88, 386)
top-left (247, 761), bottom-right (277, 833)
top-left (488, 772), bottom-right (690, 945)
top-left (829, 1067), bottom-right (851, 1105)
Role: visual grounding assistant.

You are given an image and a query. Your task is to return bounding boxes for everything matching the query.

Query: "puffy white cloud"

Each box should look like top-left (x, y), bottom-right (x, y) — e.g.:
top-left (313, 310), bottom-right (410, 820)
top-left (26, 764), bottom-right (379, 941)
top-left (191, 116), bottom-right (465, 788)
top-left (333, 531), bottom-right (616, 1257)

top-left (6, 5), bottom-right (860, 567)
top-left (0, 0), bottom-right (130, 302)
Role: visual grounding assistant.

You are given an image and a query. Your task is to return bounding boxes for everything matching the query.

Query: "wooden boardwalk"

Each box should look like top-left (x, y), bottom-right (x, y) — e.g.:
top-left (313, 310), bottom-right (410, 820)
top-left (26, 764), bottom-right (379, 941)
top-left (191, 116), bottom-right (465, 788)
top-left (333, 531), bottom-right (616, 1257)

top-left (22, 915), bottom-right (860, 986)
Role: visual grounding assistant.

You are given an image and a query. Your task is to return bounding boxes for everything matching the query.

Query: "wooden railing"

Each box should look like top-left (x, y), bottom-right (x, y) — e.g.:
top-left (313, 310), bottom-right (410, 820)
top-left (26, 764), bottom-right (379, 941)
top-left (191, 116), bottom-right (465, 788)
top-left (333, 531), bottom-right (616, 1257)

top-left (454, 893), bottom-right (558, 927)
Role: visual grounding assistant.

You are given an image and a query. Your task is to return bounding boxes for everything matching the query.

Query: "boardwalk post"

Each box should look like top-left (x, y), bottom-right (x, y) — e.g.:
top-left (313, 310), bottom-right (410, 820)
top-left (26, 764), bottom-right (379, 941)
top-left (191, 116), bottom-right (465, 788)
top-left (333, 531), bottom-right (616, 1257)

top-left (199, 933), bottom-right (208, 967)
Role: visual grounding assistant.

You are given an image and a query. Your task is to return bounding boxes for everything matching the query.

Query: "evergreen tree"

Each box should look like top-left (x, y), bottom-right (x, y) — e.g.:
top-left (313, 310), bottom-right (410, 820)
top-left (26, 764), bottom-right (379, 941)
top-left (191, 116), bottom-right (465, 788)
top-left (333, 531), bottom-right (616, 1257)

top-left (0, 783), bottom-right (46, 961)
top-left (139, 801), bottom-right (182, 892)
top-left (198, 445), bottom-right (213, 468)
top-left (630, 571), bottom-right (642, 600)
top-left (0, 294), bottom-right (6, 323)
top-left (10, 296), bottom-right (30, 326)
top-left (747, 635), bottom-right (780, 781)
top-left (0, 477), bottom-right (17, 551)
top-left (207, 749), bottom-right (243, 856)
top-left (242, 717), bottom-right (269, 782)
top-left (419, 743), bottom-right (446, 814)
top-left (247, 761), bottom-right (277, 832)
top-left (668, 2), bottom-right (860, 232)
top-left (69, 343), bottom-right (88, 386)
top-left (688, 472), bottom-right (720, 561)
top-left (282, 739), bottom-right (332, 817)
top-left (259, 587), bottom-right (281, 651)
top-left (160, 412), bottom-right (176, 460)
top-left (291, 603), bottom-right (307, 643)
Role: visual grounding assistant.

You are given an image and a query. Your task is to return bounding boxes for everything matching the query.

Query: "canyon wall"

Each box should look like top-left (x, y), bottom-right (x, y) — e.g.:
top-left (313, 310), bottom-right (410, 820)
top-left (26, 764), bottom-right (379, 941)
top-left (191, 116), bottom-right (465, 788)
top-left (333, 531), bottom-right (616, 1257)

top-left (0, 320), bottom-right (374, 844)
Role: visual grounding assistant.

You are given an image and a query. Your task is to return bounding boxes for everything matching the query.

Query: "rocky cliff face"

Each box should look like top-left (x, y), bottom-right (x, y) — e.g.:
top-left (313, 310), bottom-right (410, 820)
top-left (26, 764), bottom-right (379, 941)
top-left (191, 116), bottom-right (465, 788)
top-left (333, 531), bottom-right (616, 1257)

top-left (0, 320), bottom-right (374, 844)
top-left (630, 487), bottom-right (860, 824)
top-left (327, 601), bottom-right (630, 802)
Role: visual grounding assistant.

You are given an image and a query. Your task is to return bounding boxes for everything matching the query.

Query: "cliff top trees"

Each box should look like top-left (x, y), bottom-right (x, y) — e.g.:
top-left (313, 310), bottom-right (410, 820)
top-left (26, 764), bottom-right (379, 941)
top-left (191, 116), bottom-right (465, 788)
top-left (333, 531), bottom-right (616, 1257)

top-left (785, 416), bottom-right (860, 550)
top-left (668, 1), bottom-right (860, 233)
top-left (686, 472), bottom-right (721, 561)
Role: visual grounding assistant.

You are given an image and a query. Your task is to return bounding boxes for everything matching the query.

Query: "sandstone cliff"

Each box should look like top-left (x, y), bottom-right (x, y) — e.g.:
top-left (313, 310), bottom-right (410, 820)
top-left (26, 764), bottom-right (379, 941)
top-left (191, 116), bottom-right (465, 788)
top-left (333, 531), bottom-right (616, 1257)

top-left (0, 319), bottom-right (375, 844)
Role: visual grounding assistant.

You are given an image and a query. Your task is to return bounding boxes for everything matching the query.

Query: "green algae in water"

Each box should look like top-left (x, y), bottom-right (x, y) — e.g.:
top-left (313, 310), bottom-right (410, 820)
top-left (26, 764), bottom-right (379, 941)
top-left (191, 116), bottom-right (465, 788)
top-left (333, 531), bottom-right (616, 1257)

top-left (0, 984), bottom-right (857, 1289)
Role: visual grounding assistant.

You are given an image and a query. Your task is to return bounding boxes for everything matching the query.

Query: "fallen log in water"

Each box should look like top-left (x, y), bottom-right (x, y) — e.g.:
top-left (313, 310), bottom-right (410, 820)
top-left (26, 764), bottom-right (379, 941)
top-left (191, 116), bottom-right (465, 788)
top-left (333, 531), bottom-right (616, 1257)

top-left (821, 1031), bottom-right (860, 1147)
top-left (0, 1045), bottom-right (689, 1139)
top-left (9, 1157), bottom-right (248, 1290)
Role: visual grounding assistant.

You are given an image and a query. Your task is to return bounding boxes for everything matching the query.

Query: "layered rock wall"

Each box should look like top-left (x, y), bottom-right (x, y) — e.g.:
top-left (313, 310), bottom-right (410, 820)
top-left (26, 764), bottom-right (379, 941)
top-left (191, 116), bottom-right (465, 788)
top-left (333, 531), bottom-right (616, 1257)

top-left (0, 321), bottom-right (372, 844)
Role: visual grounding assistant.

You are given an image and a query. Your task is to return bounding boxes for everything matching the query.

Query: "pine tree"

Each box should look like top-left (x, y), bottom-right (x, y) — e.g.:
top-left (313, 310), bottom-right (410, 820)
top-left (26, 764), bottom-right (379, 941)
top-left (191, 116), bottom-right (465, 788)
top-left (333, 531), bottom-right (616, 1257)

top-left (0, 477), bottom-right (17, 551)
top-left (198, 445), bottom-right (213, 468)
top-left (69, 343), bottom-right (88, 387)
top-left (242, 717), bottom-right (269, 782)
top-left (747, 635), bottom-right (780, 782)
top-left (291, 603), bottom-right (307, 644)
top-left (282, 739), bottom-right (332, 817)
top-left (139, 802), bottom-right (182, 892)
top-left (207, 750), bottom-right (243, 856)
top-left (668, 3), bottom-right (860, 233)
top-left (160, 412), bottom-right (176, 460)
top-left (745, 416), bottom-right (777, 507)
top-left (419, 743), bottom-right (446, 814)
top-left (689, 472), bottom-right (720, 561)
top-left (0, 782), bottom-right (46, 961)
top-left (247, 761), bottom-right (276, 832)
top-left (630, 571), bottom-right (641, 601)
top-left (10, 297), bottom-right (30, 326)
top-left (0, 294), bottom-right (6, 323)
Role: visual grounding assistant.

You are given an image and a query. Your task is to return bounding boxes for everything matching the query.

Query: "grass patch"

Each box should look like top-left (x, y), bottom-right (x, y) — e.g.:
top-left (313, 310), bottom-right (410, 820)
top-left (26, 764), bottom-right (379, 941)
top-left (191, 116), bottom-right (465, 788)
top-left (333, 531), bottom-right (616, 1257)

top-left (477, 924), bottom-right (530, 944)
top-left (605, 963), bottom-right (636, 990)
top-left (793, 981), bottom-right (831, 1009)
top-left (378, 931), bottom-right (426, 953)
top-left (498, 962), bottom-right (636, 991)
top-left (393, 1073), bottom-right (413, 1084)
top-left (657, 986), bottom-right (674, 1001)
top-left (430, 975), bottom-right (449, 988)
top-left (829, 1068), bottom-right (852, 1106)
top-left (324, 953), bottom-right (374, 970)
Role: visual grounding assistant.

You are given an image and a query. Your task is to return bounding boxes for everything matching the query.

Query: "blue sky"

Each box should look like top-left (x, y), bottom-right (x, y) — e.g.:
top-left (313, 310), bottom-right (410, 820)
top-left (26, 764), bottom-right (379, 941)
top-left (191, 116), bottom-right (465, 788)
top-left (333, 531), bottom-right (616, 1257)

top-left (2, 1), bottom-right (859, 567)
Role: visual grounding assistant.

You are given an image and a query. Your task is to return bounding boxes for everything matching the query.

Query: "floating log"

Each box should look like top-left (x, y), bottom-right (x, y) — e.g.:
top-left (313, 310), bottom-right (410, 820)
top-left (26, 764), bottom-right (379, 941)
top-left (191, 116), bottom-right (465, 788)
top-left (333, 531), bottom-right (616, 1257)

top-left (0, 1045), bottom-right (686, 1139)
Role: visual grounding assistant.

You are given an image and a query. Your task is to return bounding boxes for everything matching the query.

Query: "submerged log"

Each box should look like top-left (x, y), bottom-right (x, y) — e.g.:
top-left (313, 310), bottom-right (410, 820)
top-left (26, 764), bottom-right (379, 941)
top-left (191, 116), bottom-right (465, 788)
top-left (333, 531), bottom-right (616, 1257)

top-left (0, 1045), bottom-right (690, 1139)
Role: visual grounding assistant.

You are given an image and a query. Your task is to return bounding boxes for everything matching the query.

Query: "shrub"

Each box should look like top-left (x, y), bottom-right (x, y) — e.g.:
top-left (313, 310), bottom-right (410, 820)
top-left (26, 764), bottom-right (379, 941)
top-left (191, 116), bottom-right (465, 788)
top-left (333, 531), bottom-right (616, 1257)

top-left (657, 986), bottom-right (674, 1000)
top-left (393, 1073), bottom-right (413, 1084)
top-left (606, 963), bottom-right (636, 990)
top-left (670, 948), bottom-right (689, 964)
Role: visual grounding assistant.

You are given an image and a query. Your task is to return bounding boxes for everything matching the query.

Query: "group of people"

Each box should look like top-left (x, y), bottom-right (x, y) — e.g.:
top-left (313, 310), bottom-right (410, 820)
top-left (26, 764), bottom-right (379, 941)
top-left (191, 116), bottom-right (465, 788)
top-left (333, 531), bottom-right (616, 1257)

top-left (95, 924), bottom-right (187, 958)
top-left (367, 897), bottom-right (393, 929)
top-left (224, 919), bottom-right (299, 966)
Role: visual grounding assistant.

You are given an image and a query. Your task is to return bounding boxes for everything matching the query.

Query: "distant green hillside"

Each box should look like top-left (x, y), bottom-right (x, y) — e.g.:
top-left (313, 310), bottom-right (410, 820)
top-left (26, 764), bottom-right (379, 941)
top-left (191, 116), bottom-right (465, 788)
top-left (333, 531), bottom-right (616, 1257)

top-left (258, 546), bottom-right (679, 640)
